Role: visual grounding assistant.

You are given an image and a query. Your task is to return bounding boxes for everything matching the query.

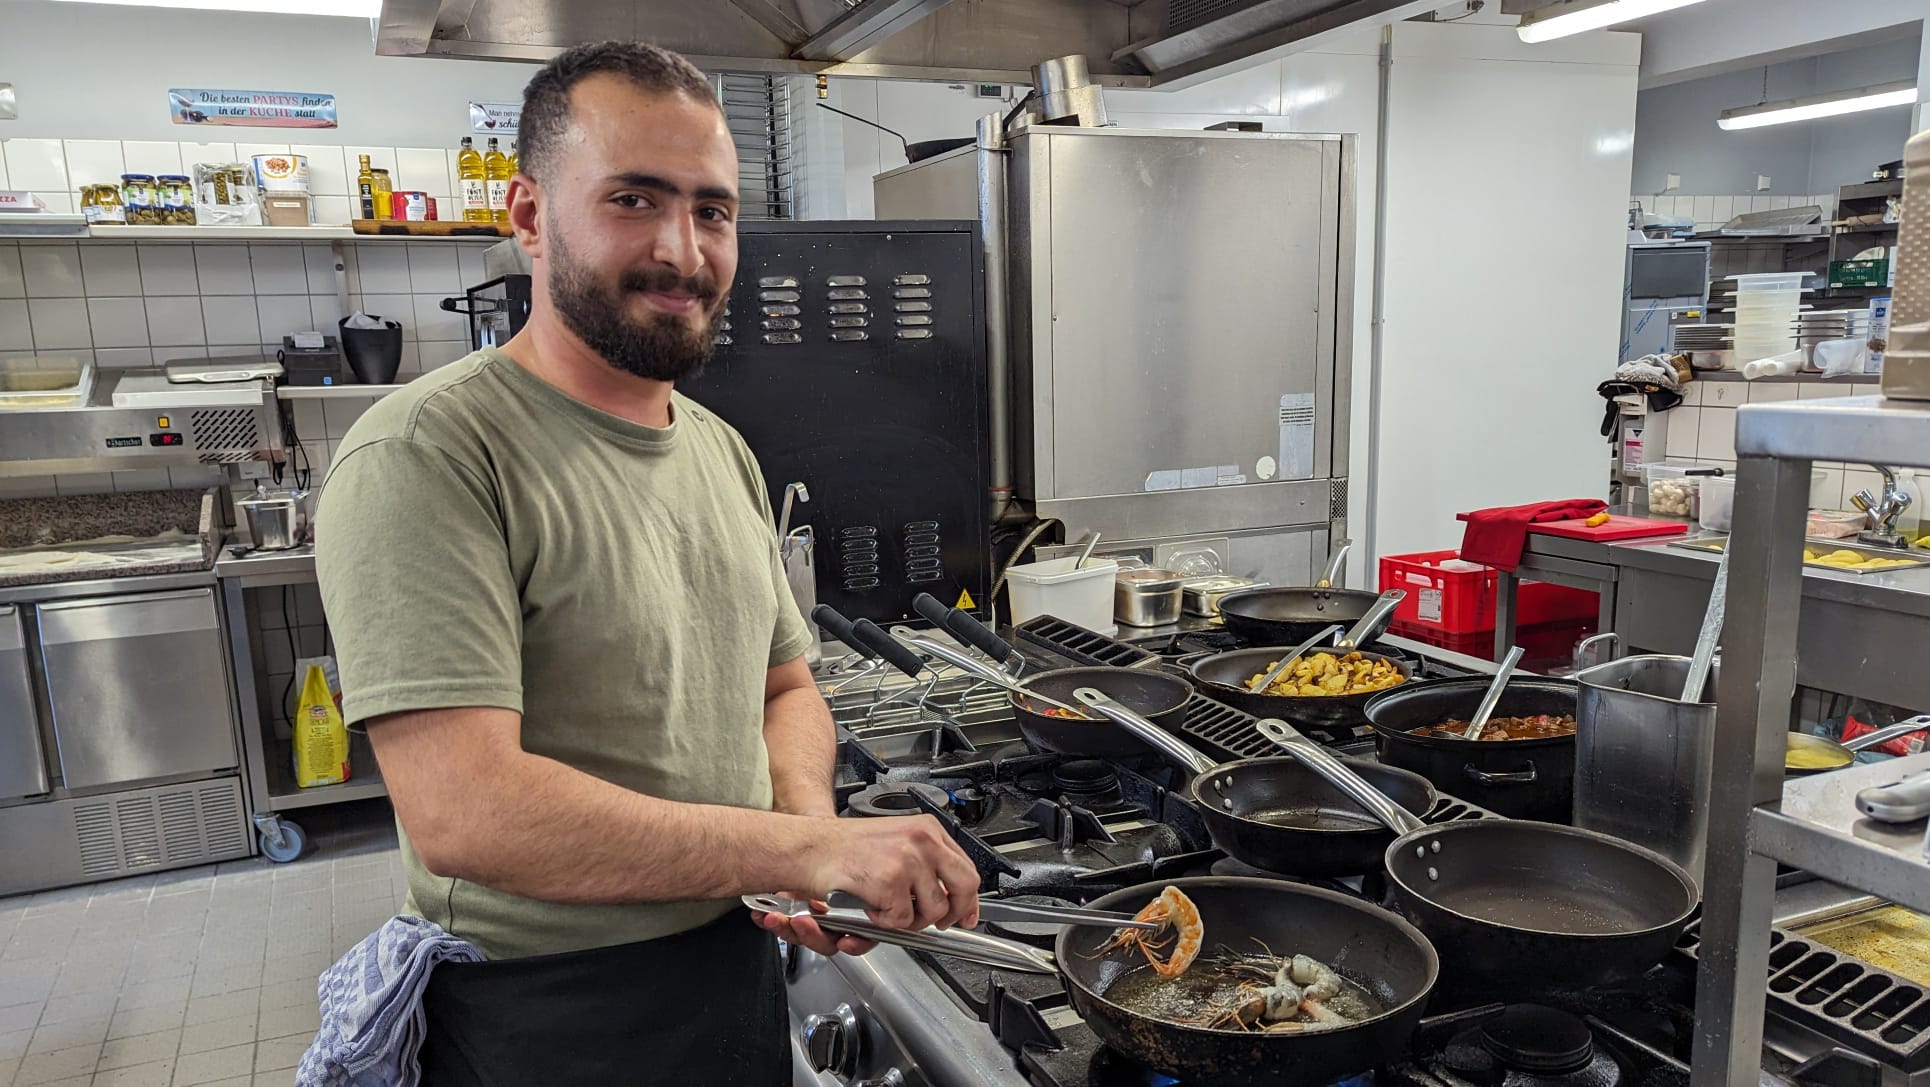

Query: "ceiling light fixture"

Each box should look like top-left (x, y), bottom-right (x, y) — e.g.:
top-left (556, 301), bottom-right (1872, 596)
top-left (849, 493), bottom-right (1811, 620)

top-left (1516, 0), bottom-right (1709, 43)
top-left (1717, 80), bottom-right (1918, 130)
top-left (44, 0), bottom-right (377, 16)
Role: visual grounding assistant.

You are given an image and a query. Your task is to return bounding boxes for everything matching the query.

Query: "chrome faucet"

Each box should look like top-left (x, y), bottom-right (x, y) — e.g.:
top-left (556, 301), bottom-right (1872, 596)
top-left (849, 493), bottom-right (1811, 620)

top-left (1853, 465), bottom-right (1912, 549)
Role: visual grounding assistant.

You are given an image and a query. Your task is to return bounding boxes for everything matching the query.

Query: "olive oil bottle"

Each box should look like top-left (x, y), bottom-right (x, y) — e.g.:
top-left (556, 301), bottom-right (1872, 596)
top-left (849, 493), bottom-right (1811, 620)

top-left (507, 141), bottom-right (519, 175)
top-left (483, 137), bottom-right (511, 223)
top-left (355, 154), bottom-right (377, 220)
top-left (457, 137), bottom-right (489, 223)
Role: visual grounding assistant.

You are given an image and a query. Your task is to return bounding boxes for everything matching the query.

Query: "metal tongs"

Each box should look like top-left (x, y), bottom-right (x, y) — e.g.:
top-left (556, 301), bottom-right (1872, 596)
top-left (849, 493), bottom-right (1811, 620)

top-left (824, 890), bottom-right (1159, 931)
top-left (741, 894), bottom-right (1065, 974)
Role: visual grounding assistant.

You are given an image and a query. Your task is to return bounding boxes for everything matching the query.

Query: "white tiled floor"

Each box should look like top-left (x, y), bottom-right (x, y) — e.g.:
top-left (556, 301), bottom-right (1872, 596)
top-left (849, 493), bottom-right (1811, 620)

top-left (0, 802), bottom-right (403, 1087)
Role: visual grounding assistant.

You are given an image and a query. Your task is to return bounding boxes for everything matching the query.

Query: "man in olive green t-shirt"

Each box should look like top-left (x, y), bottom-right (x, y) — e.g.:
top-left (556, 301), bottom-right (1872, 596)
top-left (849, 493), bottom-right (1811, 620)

top-left (315, 42), bottom-right (978, 1086)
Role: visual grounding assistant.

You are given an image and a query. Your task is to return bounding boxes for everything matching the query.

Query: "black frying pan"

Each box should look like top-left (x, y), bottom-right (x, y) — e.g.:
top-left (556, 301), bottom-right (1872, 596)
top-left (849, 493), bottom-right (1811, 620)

top-left (1191, 758), bottom-right (1437, 876)
top-left (1189, 646), bottom-right (1412, 731)
top-left (905, 595), bottom-right (1192, 759)
top-left (1384, 821), bottom-right (1699, 992)
top-left (791, 876), bottom-right (1440, 1086)
top-left (1217, 586), bottom-right (1395, 646)
top-left (1059, 877), bottom-right (1439, 1085)
top-left (1013, 667), bottom-right (1190, 758)
top-left (1076, 690), bottom-right (1438, 878)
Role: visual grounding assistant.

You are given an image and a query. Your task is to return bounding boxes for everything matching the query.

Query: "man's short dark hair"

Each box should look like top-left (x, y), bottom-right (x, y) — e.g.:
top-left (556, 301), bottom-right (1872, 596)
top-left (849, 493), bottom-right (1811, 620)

top-left (518, 41), bottom-right (718, 182)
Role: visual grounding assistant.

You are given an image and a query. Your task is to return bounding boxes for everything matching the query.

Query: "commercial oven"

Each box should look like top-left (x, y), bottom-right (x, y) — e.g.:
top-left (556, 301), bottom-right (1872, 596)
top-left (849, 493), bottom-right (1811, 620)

top-left (875, 127), bottom-right (1356, 589)
top-left (0, 585), bottom-right (249, 895)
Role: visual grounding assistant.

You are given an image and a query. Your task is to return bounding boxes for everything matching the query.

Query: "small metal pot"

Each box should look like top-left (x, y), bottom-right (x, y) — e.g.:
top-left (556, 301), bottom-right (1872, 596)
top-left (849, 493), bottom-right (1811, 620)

top-left (238, 488), bottom-right (306, 551)
top-left (1114, 568), bottom-right (1184, 627)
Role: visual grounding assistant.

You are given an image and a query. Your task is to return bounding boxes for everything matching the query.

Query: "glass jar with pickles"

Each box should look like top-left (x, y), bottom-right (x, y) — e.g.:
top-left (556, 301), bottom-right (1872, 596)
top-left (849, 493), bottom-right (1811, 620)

top-left (157, 175), bottom-right (197, 225)
top-left (120, 173), bottom-right (160, 225)
top-left (80, 184), bottom-right (127, 224)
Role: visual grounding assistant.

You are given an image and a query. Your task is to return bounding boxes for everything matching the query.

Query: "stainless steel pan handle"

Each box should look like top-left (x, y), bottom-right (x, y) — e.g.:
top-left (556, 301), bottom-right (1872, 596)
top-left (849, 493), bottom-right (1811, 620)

top-left (1255, 718), bottom-right (1427, 835)
top-left (1335, 589), bottom-right (1405, 649)
top-left (1316, 539), bottom-right (1353, 588)
top-left (1073, 688), bottom-right (1219, 774)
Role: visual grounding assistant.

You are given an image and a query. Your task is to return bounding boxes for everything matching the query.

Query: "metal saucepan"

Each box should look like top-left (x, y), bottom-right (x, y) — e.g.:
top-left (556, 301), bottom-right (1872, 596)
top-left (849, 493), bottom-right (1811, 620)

top-left (1363, 676), bottom-right (1579, 822)
top-left (1076, 690), bottom-right (1438, 877)
top-left (1787, 718), bottom-right (1930, 774)
top-left (1244, 725), bottom-right (1700, 992)
top-left (757, 876), bottom-right (1439, 1087)
top-left (1216, 579), bottom-right (1408, 649)
top-left (1188, 645), bottom-right (1413, 732)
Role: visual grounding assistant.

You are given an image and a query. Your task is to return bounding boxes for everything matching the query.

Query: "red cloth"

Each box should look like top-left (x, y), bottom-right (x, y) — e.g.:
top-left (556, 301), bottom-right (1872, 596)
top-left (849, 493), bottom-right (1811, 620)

top-left (1460, 499), bottom-right (1609, 573)
top-left (1843, 715), bottom-right (1928, 757)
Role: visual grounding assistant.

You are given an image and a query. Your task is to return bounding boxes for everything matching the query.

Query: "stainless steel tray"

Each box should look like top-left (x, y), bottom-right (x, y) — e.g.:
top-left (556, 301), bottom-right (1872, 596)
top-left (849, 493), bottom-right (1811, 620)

top-left (1669, 535), bottom-right (1930, 575)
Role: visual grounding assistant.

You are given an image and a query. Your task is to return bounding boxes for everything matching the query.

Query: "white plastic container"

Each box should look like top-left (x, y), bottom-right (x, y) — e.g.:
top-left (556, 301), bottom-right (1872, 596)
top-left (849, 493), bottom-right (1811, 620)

top-left (1699, 476), bottom-right (1736, 533)
top-left (1007, 556), bottom-right (1119, 633)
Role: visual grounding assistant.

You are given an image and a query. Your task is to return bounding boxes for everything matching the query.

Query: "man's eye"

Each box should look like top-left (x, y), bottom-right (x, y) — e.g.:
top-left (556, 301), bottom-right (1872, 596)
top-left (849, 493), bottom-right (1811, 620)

top-left (699, 207), bottom-right (732, 222)
top-left (613, 194), bottom-right (646, 209)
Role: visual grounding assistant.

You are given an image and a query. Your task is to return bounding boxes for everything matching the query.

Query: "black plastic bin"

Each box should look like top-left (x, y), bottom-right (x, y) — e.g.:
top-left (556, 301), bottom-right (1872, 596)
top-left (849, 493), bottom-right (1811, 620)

top-left (339, 316), bottom-right (404, 384)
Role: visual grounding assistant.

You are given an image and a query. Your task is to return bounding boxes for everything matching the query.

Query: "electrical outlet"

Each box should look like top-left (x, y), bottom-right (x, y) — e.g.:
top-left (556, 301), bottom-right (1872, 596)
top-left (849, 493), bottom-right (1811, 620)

top-left (1757, 174), bottom-right (1772, 191)
top-left (1665, 173), bottom-right (1682, 191)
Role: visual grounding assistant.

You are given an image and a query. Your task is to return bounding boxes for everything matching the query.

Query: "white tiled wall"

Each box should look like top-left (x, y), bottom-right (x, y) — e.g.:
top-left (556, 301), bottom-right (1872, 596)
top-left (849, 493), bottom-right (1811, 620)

top-left (1, 137), bottom-right (470, 223)
top-left (1633, 192), bottom-right (1838, 233)
top-left (1657, 377), bottom-right (1883, 510)
top-left (0, 234), bottom-right (487, 498)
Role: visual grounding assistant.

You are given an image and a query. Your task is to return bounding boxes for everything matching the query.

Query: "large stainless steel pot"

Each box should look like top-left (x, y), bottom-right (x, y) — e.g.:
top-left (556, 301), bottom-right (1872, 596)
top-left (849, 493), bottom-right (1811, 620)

top-left (1573, 652), bottom-right (1717, 889)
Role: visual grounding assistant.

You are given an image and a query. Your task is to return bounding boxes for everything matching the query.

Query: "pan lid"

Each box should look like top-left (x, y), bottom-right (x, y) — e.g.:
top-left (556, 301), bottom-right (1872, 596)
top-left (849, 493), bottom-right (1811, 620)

top-left (1479, 1004), bottom-right (1594, 1074)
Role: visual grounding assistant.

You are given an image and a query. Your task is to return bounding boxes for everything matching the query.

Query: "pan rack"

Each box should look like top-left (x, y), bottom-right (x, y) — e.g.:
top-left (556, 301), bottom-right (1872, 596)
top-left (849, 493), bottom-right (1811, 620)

top-left (1697, 395), bottom-right (1930, 1087)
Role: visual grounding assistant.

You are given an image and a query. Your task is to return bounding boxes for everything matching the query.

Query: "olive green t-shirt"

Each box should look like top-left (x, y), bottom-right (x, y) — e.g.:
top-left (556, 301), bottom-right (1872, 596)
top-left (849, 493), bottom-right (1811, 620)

top-left (314, 347), bottom-right (813, 960)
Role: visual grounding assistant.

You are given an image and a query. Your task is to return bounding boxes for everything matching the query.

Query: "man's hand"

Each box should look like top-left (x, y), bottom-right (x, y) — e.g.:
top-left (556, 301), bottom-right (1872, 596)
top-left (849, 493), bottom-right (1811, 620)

top-left (781, 813), bottom-right (981, 934)
top-left (751, 897), bottom-right (877, 958)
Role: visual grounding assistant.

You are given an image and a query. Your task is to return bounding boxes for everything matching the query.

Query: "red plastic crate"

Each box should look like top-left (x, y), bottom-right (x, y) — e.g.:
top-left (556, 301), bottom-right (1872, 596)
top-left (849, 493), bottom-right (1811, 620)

top-left (1389, 618), bottom-right (1598, 669)
top-left (1379, 550), bottom-right (1597, 635)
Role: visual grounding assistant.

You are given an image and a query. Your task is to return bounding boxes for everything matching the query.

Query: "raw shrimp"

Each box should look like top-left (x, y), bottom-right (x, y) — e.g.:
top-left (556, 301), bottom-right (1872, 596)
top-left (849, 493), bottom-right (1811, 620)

top-left (1180, 948), bottom-right (1362, 1033)
top-left (1092, 885), bottom-right (1205, 978)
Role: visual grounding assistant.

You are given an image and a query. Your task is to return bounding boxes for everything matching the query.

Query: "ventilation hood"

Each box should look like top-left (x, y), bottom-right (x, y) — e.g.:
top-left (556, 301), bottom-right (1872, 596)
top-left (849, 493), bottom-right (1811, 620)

top-left (374, 0), bottom-right (1441, 85)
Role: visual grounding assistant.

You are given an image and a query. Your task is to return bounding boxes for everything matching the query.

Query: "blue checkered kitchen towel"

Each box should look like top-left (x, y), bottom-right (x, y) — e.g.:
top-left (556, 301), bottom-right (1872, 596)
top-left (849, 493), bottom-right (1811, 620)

top-left (296, 916), bottom-right (485, 1087)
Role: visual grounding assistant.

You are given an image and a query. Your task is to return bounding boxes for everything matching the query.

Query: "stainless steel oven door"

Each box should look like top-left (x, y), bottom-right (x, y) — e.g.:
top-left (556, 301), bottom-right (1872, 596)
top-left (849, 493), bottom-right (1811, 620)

top-left (35, 589), bottom-right (238, 792)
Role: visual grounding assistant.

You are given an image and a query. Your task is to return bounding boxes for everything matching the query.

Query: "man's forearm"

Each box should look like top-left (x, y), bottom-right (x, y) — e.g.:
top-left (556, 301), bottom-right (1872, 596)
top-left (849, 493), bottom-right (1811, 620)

top-left (764, 684), bottom-right (837, 818)
top-left (372, 708), bottom-right (821, 906)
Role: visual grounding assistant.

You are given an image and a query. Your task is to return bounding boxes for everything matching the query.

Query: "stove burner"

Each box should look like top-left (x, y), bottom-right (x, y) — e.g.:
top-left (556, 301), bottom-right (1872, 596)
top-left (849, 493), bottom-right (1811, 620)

top-left (1052, 760), bottom-right (1124, 806)
top-left (983, 895), bottom-right (1078, 948)
top-left (1481, 1005), bottom-right (1595, 1074)
top-left (847, 781), bottom-right (950, 818)
top-left (1019, 798), bottom-right (1118, 847)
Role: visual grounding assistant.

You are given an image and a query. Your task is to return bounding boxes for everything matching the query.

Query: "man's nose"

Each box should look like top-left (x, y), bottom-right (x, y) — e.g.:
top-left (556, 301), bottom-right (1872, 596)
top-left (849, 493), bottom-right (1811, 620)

top-left (649, 213), bottom-right (704, 279)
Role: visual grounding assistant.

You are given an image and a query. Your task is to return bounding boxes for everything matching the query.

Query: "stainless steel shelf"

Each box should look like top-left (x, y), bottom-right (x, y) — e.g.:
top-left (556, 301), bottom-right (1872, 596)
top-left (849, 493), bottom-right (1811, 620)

top-left (1751, 753), bottom-right (1930, 914)
top-left (1736, 395), bottom-right (1930, 469)
top-left (276, 384), bottom-right (405, 400)
top-left (0, 213), bottom-right (90, 238)
top-left (263, 729), bottom-right (386, 811)
top-left (82, 224), bottom-right (501, 243)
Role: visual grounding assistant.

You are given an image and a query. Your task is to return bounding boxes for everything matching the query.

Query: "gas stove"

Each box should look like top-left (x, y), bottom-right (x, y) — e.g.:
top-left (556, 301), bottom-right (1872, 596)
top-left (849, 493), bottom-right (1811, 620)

top-left (783, 618), bottom-right (1921, 1087)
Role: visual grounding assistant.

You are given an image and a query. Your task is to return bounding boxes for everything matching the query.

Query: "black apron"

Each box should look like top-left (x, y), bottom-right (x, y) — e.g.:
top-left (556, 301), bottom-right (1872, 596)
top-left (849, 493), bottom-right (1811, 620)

top-left (417, 909), bottom-right (789, 1086)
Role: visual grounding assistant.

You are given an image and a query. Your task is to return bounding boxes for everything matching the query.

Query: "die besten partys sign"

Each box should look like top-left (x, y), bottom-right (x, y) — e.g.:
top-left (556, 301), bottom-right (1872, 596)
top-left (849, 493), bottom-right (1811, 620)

top-left (169, 89), bottom-right (337, 129)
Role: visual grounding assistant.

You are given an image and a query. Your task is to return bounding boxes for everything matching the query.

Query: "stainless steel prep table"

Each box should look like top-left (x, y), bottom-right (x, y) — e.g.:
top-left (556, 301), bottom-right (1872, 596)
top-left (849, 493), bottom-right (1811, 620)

top-left (1584, 534), bottom-right (1930, 713)
top-left (216, 543), bottom-right (386, 861)
top-left (1493, 530), bottom-right (1623, 659)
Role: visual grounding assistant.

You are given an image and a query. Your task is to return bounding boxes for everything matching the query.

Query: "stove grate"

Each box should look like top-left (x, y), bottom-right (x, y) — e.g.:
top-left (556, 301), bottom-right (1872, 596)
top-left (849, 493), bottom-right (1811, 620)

top-left (1015, 616), bottom-right (1161, 669)
top-left (1677, 923), bottom-right (1930, 1072)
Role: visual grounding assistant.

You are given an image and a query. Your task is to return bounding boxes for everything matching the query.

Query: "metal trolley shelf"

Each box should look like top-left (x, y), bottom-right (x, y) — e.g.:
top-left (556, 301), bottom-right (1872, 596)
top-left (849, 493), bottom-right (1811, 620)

top-left (1700, 395), bottom-right (1930, 1087)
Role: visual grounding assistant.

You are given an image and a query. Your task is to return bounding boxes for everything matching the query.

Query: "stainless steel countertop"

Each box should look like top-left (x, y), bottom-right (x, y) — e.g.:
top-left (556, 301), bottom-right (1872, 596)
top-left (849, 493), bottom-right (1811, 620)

top-left (0, 567), bottom-right (215, 605)
top-left (212, 540), bottom-right (317, 585)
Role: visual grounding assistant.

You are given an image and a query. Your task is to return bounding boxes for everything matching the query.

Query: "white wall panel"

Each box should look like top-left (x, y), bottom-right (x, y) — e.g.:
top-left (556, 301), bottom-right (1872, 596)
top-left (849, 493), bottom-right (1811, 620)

top-left (1372, 22), bottom-right (1638, 559)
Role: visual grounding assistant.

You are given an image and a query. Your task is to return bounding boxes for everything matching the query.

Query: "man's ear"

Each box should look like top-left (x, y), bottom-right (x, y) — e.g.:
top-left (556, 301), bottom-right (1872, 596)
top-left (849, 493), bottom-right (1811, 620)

top-left (507, 174), bottom-right (541, 260)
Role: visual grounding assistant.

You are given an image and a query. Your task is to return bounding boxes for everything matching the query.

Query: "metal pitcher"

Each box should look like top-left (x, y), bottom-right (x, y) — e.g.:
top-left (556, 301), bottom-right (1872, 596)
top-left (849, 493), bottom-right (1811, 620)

top-left (1573, 650), bottom-right (1718, 890)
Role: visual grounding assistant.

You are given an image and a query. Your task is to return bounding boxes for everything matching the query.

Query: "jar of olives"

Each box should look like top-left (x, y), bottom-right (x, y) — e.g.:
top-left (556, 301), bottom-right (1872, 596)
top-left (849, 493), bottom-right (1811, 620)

top-left (80, 184), bottom-right (127, 224)
top-left (157, 175), bottom-right (197, 225)
top-left (120, 174), bottom-right (159, 225)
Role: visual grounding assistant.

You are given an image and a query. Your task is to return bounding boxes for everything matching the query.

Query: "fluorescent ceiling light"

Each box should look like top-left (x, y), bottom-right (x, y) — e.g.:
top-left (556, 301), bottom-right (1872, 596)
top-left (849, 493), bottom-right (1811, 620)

top-left (1517, 0), bottom-right (1710, 43)
top-left (1718, 80), bottom-right (1918, 130)
top-left (43, 0), bottom-right (377, 14)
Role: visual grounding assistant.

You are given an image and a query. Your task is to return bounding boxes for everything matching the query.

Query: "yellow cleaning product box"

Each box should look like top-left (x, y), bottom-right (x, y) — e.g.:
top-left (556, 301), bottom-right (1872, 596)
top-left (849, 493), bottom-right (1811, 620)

top-left (292, 656), bottom-right (350, 787)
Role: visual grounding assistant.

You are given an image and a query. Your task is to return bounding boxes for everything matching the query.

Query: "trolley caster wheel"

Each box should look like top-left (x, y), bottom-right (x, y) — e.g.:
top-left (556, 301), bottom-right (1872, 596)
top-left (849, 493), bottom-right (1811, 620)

top-left (259, 820), bottom-right (306, 863)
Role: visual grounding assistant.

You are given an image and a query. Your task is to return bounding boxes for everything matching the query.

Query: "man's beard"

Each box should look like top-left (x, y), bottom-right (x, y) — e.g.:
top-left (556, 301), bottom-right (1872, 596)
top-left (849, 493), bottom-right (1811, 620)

top-left (546, 228), bottom-right (724, 384)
